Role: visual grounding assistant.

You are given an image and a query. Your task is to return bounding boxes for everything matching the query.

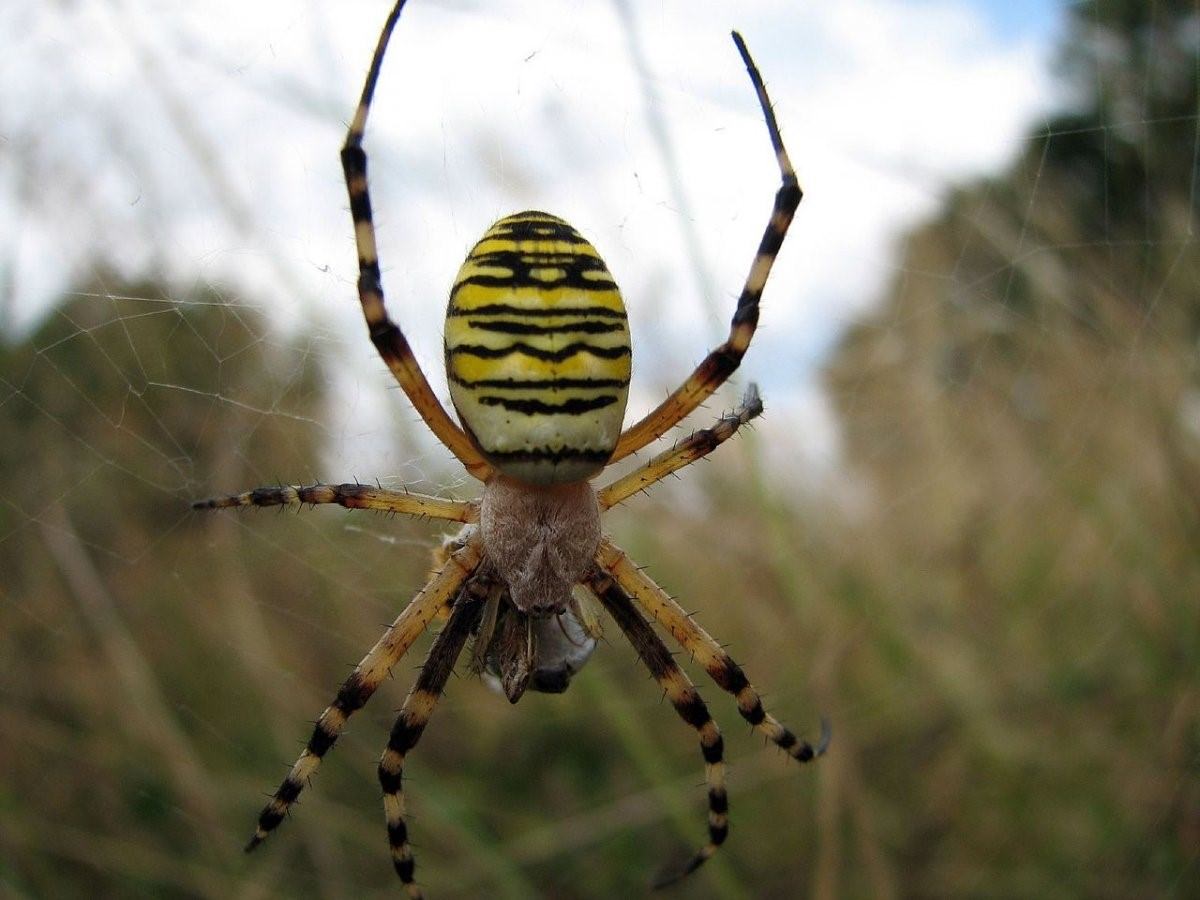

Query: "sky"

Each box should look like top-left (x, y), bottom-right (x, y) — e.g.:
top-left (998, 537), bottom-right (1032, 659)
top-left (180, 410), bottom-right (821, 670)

top-left (0, 0), bottom-right (1065, 482)
top-left (967, 0), bottom-right (1060, 41)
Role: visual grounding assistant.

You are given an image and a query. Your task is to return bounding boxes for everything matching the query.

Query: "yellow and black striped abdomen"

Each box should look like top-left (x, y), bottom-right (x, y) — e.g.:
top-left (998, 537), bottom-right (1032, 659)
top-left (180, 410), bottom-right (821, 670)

top-left (446, 211), bottom-right (631, 485)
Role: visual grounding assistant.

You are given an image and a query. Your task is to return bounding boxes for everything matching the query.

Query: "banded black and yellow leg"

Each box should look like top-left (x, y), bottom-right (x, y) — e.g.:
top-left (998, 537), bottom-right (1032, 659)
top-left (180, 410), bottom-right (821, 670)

top-left (244, 538), bottom-right (483, 851)
top-left (378, 579), bottom-right (488, 897)
top-left (597, 384), bottom-right (763, 510)
top-left (586, 569), bottom-right (729, 889)
top-left (193, 482), bottom-right (477, 523)
top-left (342, 0), bottom-right (494, 482)
top-left (596, 538), bottom-right (831, 763)
top-left (610, 33), bottom-right (800, 464)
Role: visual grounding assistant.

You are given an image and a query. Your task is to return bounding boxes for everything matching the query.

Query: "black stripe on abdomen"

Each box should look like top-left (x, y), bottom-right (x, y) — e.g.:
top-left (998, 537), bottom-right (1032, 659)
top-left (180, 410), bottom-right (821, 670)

top-left (447, 374), bottom-right (631, 390)
top-left (447, 303), bottom-right (626, 320)
top-left (448, 342), bottom-right (631, 362)
top-left (465, 319), bottom-right (626, 336)
top-left (477, 395), bottom-right (620, 416)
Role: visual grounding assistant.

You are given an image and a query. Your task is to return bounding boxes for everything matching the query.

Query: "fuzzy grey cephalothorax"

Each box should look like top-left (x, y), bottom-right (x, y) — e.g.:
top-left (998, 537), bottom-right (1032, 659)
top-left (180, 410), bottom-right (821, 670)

top-left (479, 476), bottom-right (600, 616)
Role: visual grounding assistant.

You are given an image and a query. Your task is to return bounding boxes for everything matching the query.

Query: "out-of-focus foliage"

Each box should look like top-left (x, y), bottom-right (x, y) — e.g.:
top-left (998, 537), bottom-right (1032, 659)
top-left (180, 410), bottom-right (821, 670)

top-left (0, 275), bottom-right (823, 898)
top-left (824, 2), bottom-right (1200, 895)
top-left (1, 3), bottom-right (1197, 898)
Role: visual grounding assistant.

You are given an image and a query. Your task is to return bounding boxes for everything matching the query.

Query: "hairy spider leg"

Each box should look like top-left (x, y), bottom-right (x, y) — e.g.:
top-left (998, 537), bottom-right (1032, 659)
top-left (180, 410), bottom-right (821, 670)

top-left (597, 384), bottom-right (763, 510)
top-left (378, 579), bottom-right (488, 897)
top-left (609, 33), bottom-right (801, 464)
top-left (596, 538), bottom-right (831, 763)
top-left (341, 0), bottom-right (494, 482)
top-left (587, 569), bottom-right (730, 889)
top-left (244, 539), bottom-right (483, 851)
top-left (193, 482), bottom-right (477, 522)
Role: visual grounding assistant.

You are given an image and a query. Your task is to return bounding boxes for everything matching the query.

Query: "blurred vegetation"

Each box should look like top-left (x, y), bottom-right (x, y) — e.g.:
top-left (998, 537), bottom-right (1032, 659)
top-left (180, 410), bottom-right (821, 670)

top-left (824, 1), bottom-right (1200, 896)
top-left (1, 2), bottom-right (1198, 898)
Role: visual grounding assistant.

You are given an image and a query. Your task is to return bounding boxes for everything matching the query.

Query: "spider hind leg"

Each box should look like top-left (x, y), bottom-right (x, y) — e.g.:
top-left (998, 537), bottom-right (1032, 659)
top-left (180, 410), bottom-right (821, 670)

top-left (597, 537), bottom-right (830, 764)
top-left (242, 540), bottom-right (482, 851)
top-left (378, 578), bottom-right (489, 897)
top-left (586, 568), bottom-right (729, 888)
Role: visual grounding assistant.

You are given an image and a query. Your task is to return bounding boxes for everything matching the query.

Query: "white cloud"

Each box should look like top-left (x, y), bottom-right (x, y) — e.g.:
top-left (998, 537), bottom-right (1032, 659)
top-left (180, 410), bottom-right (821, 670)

top-left (0, 0), bottom-right (1057, 482)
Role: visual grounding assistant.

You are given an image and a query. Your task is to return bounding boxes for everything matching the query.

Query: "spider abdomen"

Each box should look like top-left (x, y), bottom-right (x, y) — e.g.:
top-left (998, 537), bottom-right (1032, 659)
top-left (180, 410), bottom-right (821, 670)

top-left (445, 211), bottom-right (631, 485)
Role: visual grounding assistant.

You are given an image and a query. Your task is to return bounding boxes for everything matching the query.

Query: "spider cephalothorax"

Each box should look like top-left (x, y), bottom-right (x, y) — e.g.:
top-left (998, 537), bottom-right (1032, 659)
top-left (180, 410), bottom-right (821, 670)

top-left (194, 2), bottom-right (828, 896)
top-left (479, 475), bottom-right (600, 615)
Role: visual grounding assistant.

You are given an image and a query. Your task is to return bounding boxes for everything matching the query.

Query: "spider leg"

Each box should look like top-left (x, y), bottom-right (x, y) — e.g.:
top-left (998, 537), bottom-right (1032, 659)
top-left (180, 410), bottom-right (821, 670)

top-left (585, 567), bottom-right (729, 889)
top-left (609, 33), bottom-right (799, 464)
top-left (244, 538), bottom-right (483, 851)
top-left (596, 537), bottom-right (830, 763)
top-left (597, 384), bottom-right (763, 510)
top-left (378, 576), bottom-right (488, 897)
top-left (342, 0), bottom-right (494, 482)
top-left (193, 482), bottom-right (477, 522)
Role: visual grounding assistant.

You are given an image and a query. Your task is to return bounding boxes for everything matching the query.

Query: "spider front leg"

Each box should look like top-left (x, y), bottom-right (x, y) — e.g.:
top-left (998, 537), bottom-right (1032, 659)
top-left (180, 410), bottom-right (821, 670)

top-left (244, 539), bottom-right (483, 851)
top-left (598, 384), bottom-right (763, 510)
top-left (609, 33), bottom-right (799, 464)
top-left (342, 0), bottom-right (494, 482)
top-left (596, 538), bottom-right (830, 763)
top-left (378, 575), bottom-right (488, 898)
top-left (193, 482), bottom-right (476, 523)
top-left (585, 571), bottom-right (729, 889)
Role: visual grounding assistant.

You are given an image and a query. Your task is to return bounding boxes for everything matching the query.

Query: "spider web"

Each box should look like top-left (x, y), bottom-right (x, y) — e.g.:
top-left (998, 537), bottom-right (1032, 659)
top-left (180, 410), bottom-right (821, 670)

top-left (1, 1), bottom-right (1196, 897)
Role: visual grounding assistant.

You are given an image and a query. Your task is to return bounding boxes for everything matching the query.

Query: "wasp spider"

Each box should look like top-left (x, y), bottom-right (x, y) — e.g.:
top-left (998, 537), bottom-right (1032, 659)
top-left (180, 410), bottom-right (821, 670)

top-left (195, 1), bottom-right (829, 893)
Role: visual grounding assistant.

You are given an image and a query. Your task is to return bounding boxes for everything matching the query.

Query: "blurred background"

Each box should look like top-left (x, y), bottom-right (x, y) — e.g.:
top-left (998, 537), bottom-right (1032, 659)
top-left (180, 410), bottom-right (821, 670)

top-left (1, 1), bottom-right (1196, 897)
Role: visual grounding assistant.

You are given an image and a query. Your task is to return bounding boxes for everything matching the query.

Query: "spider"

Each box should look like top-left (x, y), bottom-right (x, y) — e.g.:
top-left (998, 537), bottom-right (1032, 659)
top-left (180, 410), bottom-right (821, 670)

top-left (194, 1), bottom-right (829, 894)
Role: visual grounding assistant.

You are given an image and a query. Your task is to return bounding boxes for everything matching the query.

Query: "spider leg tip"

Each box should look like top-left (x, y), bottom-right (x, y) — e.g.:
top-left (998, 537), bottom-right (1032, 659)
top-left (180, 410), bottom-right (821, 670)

top-left (816, 714), bottom-right (833, 755)
top-left (650, 850), bottom-right (708, 891)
